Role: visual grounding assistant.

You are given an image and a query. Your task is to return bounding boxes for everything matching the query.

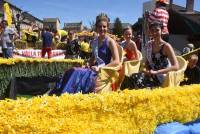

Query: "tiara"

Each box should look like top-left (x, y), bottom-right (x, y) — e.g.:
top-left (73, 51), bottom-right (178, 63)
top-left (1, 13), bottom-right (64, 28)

top-left (96, 13), bottom-right (110, 22)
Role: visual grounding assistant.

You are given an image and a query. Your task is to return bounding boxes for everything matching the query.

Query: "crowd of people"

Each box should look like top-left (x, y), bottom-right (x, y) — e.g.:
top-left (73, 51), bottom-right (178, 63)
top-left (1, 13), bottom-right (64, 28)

top-left (0, 0), bottom-right (200, 95)
top-left (0, 19), bottom-right (94, 59)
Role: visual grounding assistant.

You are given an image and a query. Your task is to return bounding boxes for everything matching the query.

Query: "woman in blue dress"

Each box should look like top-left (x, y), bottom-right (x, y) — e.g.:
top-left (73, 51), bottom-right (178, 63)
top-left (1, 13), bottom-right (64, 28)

top-left (51, 13), bottom-right (120, 95)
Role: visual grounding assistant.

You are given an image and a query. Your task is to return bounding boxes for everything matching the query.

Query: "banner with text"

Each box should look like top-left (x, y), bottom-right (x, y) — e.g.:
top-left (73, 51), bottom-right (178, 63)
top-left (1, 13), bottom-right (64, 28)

top-left (13, 49), bottom-right (66, 59)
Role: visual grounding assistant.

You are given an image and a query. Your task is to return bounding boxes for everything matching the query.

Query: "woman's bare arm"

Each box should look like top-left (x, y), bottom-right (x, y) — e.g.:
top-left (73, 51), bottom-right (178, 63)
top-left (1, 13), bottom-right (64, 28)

top-left (152, 43), bottom-right (179, 75)
top-left (130, 41), bottom-right (139, 60)
top-left (105, 37), bottom-right (120, 67)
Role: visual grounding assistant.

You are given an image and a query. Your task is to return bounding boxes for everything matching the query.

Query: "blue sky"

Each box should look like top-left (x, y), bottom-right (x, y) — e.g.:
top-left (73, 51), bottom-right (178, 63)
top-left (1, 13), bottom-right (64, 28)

top-left (10, 0), bottom-right (200, 28)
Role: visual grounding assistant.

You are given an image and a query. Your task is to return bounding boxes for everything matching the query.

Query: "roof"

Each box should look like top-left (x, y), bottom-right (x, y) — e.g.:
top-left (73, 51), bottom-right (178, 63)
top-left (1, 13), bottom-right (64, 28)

top-left (168, 4), bottom-right (200, 34)
top-left (64, 22), bottom-right (83, 27)
top-left (43, 18), bottom-right (60, 23)
top-left (170, 4), bottom-right (200, 24)
top-left (109, 23), bottom-right (132, 29)
top-left (23, 12), bottom-right (43, 23)
top-left (3, 0), bottom-right (22, 12)
top-left (3, 0), bottom-right (43, 23)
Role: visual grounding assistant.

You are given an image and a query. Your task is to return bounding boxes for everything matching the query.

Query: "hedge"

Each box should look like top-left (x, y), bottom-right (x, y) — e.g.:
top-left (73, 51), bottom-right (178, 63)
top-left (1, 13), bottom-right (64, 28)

top-left (0, 58), bottom-right (84, 99)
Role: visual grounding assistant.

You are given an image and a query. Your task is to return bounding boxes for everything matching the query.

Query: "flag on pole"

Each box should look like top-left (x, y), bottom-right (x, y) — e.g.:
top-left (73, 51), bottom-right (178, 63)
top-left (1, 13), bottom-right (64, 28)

top-left (3, 3), bottom-right (12, 27)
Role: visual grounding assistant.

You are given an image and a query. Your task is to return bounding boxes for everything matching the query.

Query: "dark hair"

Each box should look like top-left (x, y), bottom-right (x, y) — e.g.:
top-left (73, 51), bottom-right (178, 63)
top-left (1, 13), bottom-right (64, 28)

top-left (68, 30), bottom-right (74, 35)
top-left (52, 29), bottom-right (58, 33)
top-left (84, 38), bottom-right (89, 43)
top-left (1, 20), bottom-right (8, 25)
top-left (45, 27), bottom-right (50, 31)
top-left (156, 1), bottom-right (167, 7)
top-left (123, 26), bottom-right (132, 34)
top-left (188, 54), bottom-right (199, 62)
top-left (95, 13), bottom-right (110, 28)
top-left (149, 21), bottom-right (164, 30)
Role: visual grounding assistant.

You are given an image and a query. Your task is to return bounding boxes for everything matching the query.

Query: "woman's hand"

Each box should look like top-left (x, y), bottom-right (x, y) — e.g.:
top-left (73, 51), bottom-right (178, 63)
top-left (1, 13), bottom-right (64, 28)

top-left (149, 70), bottom-right (158, 75)
top-left (143, 69), bottom-right (158, 76)
top-left (143, 69), bottom-right (151, 76)
top-left (84, 62), bottom-right (90, 68)
top-left (91, 66), bottom-right (100, 72)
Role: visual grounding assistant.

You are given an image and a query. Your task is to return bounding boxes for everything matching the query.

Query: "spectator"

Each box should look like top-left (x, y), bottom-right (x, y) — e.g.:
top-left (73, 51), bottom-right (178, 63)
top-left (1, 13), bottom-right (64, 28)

top-left (80, 38), bottom-right (91, 59)
top-left (53, 29), bottom-right (61, 43)
top-left (146, 0), bottom-right (169, 42)
top-left (0, 20), bottom-right (18, 58)
top-left (182, 43), bottom-right (194, 55)
top-left (59, 29), bottom-right (68, 42)
top-left (65, 31), bottom-right (80, 59)
top-left (41, 28), bottom-right (53, 59)
top-left (182, 54), bottom-right (200, 85)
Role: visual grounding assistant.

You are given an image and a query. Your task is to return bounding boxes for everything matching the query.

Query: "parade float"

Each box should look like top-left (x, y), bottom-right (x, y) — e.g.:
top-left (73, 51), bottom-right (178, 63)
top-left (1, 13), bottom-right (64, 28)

top-left (0, 58), bottom-right (84, 99)
top-left (0, 47), bottom-right (199, 133)
top-left (13, 29), bottom-right (67, 59)
top-left (1, 2), bottom-right (200, 134)
top-left (1, 41), bottom-right (200, 133)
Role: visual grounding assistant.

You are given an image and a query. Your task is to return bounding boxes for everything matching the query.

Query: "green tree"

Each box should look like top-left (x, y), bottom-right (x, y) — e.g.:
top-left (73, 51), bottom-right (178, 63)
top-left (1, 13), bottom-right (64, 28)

top-left (113, 17), bottom-right (123, 37)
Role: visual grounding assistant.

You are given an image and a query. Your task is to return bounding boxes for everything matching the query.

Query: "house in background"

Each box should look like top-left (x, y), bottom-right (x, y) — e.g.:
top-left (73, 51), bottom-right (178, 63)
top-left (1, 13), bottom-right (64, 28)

top-left (168, 0), bottom-right (200, 53)
top-left (63, 22), bottom-right (84, 32)
top-left (43, 18), bottom-right (60, 31)
top-left (0, 0), bottom-right (43, 30)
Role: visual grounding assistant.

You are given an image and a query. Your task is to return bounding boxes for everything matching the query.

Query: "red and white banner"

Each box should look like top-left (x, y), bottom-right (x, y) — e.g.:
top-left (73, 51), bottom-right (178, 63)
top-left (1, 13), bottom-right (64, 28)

top-left (13, 49), bottom-right (66, 59)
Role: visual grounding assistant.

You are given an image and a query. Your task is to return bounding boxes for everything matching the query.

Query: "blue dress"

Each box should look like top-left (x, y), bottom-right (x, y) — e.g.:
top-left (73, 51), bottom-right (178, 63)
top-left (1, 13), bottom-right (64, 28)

top-left (51, 37), bottom-right (112, 94)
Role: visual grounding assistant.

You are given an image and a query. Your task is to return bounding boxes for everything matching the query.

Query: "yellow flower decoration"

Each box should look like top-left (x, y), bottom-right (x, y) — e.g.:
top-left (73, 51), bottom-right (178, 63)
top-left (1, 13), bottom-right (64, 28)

top-left (3, 3), bottom-right (12, 27)
top-left (0, 85), bottom-right (200, 133)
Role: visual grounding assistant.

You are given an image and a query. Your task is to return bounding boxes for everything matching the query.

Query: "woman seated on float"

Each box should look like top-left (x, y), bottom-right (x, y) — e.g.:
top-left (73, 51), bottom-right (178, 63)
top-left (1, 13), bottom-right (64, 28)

top-left (120, 26), bottom-right (139, 61)
top-left (121, 21), bottom-right (179, 89)
top-left (50, 13), bottom-right (120, 95)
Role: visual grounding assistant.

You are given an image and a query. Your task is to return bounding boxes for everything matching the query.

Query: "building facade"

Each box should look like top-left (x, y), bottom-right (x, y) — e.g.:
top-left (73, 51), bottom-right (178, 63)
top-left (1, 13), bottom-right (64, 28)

top-left (109, 23), bottom-right (132, 33)
top-left (63, 22), bottom-right (84, 32)
top-left (43, 18), bottom-right (60, 31)
top-left (0, 0), bottom-right (43, 30)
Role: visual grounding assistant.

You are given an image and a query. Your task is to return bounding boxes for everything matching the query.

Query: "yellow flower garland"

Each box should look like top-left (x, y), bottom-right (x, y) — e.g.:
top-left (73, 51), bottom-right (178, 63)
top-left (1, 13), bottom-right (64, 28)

top-left (0, 58), bottom-right (84, 65)
top-left (0, 85), bottom-right (200, 133)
